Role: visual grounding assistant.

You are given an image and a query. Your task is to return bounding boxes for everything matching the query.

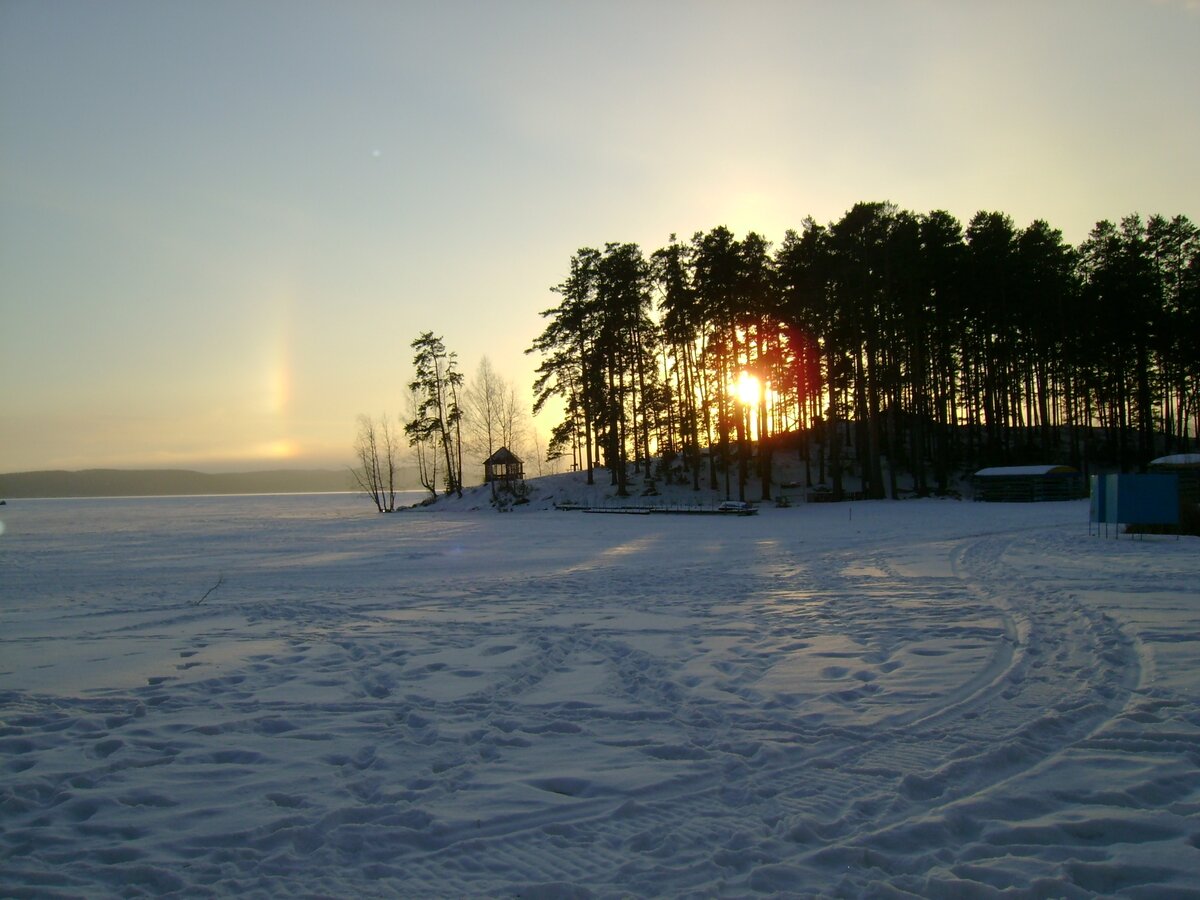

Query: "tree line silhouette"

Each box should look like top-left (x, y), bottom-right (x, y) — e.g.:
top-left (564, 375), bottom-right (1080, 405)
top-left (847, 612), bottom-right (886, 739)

top-left (528, 202), bottom-right (1199, 500)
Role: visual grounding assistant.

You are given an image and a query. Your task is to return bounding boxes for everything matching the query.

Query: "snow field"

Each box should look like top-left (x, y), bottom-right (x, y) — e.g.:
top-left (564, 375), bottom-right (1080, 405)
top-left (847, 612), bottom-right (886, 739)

top-left (1, 489), bottom-right (1199, 897)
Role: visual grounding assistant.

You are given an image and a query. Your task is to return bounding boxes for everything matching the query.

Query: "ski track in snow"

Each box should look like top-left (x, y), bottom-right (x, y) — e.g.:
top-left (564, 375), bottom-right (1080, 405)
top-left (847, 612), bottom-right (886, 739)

top-left (1, 492), bottom-right (1199, 897)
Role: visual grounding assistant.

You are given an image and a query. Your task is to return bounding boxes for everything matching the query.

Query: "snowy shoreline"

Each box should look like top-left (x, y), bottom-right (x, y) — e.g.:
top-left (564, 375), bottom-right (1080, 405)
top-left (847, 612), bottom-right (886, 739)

top-left (2, 489), bottom-right (1198, 896)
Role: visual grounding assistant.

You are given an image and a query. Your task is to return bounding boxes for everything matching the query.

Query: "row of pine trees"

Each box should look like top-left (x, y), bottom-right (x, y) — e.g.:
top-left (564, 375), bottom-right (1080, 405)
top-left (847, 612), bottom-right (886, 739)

top-left (528, 202), bottom-right (1199, 500)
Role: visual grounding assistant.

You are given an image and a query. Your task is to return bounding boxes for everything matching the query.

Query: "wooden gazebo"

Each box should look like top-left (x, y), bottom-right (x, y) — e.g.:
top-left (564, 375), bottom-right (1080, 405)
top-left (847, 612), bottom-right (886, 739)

top-left (483, 447), bottom-right (524, 485)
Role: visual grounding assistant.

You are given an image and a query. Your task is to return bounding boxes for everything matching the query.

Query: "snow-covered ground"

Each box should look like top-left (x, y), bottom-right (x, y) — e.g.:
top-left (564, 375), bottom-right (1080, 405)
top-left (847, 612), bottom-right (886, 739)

top-left (2, 477), bottom-right (1198, 897)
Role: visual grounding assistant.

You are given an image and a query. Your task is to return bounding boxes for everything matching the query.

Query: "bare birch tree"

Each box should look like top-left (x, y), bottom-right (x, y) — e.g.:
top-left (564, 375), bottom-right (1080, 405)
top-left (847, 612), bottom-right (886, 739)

top-left (463, 356), bottom-right (531, 470)
top-left (351, 414), bottom-right (400, 511)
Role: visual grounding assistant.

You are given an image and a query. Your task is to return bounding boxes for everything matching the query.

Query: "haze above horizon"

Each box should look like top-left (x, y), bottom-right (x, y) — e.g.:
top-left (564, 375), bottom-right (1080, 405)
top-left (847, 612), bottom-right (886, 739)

top-left (2, 1), bottom-right (1197, 473)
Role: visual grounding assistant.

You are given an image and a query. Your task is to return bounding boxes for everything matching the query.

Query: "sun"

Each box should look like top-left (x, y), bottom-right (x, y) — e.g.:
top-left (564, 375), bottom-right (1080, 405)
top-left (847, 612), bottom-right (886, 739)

top-left (734, 372), bottom-right (761, 406)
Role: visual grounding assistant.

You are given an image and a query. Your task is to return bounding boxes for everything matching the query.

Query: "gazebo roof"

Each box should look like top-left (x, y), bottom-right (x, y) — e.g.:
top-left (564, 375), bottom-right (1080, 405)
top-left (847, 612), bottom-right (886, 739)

top-left (484, 447), bottom-right (522, 465)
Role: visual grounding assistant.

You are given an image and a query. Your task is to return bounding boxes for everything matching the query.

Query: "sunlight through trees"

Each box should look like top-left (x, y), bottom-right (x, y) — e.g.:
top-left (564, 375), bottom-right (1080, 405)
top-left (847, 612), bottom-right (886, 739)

top-left (527, 207), bottom-right (1199, 501)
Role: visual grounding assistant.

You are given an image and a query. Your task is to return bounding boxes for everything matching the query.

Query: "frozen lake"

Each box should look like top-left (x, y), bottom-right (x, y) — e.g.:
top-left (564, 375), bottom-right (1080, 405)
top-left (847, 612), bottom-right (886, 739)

top-left (2, 489), bottom-right (1198, 896)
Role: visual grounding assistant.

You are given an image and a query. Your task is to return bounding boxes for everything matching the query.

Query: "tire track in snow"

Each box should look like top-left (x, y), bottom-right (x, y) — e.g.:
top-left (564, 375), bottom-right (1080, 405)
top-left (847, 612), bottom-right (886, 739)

top-left (372, 533), bottom-right (1021, 894)
top-left (5, 504), bottom-right (1189, 898)
top-left (801, 528), bottom-right (1144, 891)
top-left (537, 523), bottom-right (1146, 894)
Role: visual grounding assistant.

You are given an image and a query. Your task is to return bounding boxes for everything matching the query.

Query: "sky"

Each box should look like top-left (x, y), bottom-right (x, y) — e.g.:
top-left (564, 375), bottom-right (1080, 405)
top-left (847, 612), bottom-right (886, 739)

top-left (2, 0), bottom-right (1198, 473)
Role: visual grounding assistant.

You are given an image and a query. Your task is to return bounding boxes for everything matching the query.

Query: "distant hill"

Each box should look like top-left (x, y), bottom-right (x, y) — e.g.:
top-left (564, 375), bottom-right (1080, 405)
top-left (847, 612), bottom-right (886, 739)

top-left (0, 468), bottom-right (375, 498)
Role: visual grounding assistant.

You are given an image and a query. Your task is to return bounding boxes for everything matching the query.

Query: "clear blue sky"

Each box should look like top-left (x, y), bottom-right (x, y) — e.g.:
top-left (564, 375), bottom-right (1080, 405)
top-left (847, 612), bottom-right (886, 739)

top-left (2, 0), bottom-right (1197, 472)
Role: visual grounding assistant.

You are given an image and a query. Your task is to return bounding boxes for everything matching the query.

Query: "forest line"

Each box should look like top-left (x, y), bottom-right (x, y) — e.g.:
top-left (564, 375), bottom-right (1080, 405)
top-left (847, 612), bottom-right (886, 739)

top-left (528, 202), bottom-right (1199, 501)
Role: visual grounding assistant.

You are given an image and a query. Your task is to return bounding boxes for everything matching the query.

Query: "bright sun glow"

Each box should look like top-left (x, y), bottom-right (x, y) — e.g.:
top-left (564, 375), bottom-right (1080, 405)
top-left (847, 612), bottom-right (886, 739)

top-left (257, 439), bottom-right (299, 460)
top-left (734, 372), bottom-right (761, 406)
